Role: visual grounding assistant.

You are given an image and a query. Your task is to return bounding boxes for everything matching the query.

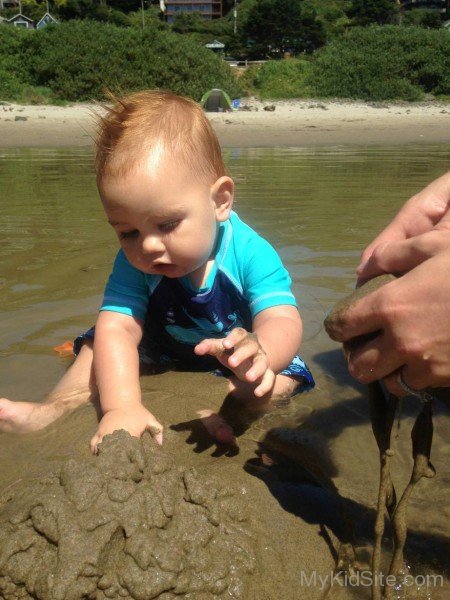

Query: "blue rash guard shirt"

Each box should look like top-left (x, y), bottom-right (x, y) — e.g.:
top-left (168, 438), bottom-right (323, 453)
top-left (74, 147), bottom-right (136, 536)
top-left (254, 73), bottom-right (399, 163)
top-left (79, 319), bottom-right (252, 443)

top-left (76, 211), bottom-right (315, 388)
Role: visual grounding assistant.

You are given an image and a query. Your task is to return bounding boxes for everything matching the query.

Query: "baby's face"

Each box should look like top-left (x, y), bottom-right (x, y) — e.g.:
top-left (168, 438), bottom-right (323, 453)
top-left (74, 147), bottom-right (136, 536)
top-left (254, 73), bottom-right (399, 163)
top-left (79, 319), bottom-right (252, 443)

top-left (99, 153), bottom-right (228, 283)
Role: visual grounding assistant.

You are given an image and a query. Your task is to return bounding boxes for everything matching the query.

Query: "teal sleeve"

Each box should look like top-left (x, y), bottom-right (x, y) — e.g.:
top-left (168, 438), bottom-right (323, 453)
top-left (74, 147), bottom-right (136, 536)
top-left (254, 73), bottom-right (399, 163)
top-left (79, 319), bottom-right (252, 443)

top-left (242, 235), bottom-right (297, 318)
top-left (100, 250), bottom-right (149, 321)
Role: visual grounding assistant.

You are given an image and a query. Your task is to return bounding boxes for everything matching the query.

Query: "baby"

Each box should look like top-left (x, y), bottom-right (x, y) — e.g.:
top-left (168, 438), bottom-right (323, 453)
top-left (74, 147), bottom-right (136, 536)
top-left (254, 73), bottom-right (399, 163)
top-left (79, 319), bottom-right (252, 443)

top-left (0, 90), bottom-right (314, 451)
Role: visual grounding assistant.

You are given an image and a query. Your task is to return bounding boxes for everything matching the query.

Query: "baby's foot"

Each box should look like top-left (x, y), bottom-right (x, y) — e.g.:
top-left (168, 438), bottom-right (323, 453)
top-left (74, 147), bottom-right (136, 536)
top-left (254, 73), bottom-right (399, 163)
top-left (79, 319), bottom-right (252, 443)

top-left (196, 409), bottom-right (237, 446)
top-left (0, 398), bottom-right (52, 433)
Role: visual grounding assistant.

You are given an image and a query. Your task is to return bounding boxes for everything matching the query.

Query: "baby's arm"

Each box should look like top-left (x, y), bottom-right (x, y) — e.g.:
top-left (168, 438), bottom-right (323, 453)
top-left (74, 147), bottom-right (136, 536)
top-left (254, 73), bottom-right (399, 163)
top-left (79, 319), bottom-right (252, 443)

top-left (195, 305), bottom-right (302, 397)
top-left (252, 304), bottom-right (302, 372)
top-left (90, 310), bottom-right (163, 453)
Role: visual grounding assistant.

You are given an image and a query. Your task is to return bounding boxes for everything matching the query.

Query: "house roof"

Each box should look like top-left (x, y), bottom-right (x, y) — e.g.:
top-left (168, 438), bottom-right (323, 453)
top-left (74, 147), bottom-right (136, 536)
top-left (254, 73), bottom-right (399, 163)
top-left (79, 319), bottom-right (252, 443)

top-left (8, 13), bottom-right (34, 24)
top-left (37, 13), bottom-right (59, 27)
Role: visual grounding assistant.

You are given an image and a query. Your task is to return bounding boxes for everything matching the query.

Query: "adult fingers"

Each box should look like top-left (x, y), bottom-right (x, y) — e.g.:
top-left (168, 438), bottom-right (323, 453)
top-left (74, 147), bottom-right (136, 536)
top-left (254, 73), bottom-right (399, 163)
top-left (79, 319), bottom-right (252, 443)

top-left (358, 230), bottom-right (450, 280)
top-left (359, 221), bottom-right (409, 269)
top-left (384, 361), bottom-right (450, 395)
top-left (325, 286), bottom-right (390, 343)
top-left (359, 178), bottom-right (450, 271)
top-left (345, 331), bottom-right (405, 384)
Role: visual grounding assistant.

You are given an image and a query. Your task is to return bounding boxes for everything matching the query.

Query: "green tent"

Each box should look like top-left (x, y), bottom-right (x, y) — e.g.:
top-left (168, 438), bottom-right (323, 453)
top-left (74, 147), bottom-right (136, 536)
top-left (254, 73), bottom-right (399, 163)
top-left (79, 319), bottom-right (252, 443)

top-left (200, 88), bottom-right (233, 112)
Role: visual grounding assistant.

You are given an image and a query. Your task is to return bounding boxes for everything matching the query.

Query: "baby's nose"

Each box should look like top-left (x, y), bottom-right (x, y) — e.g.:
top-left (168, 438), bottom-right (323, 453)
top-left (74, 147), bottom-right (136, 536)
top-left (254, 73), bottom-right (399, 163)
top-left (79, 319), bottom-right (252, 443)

top-left (142, 234), bottom-right (165, 254)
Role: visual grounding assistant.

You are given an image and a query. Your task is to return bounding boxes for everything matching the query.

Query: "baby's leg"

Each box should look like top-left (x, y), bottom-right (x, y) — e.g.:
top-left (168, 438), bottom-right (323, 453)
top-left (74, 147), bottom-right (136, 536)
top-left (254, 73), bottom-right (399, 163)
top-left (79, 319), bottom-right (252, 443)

top-left (227, 373), bottom-right (301, 411)
top-left (0, 341), bottom-right (96, 433)
top-left (198, 374), bottom-right (301, 445)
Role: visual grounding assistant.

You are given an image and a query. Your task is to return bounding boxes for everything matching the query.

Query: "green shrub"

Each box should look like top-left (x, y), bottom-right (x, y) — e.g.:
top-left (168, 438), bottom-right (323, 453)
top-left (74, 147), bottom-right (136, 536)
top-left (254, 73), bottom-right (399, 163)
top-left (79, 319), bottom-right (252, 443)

top-left (0, 26), bottom-right (33, 101)
top-left (21, 20), bottom-right (241, 102)
top-left (310, 25), bottom-right (450, 101)
top-left (241, 58), bottom-right (313, 99)
top-left (0, 68), bottom-right (24, 101)
top-left (402, 8), bottom-right (443, 29)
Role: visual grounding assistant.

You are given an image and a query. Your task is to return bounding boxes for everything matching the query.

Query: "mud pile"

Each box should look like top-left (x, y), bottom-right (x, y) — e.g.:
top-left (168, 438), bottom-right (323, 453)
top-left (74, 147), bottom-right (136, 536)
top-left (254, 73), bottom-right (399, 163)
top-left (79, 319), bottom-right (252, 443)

top-left (0, 430), bottom-right (257, 600)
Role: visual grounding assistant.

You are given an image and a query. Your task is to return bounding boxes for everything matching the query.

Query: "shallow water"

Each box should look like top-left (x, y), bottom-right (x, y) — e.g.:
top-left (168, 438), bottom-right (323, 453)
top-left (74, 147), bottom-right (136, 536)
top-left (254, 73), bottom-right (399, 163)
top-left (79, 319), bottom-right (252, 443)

top-left (1, 145), bottom-right (449, 598)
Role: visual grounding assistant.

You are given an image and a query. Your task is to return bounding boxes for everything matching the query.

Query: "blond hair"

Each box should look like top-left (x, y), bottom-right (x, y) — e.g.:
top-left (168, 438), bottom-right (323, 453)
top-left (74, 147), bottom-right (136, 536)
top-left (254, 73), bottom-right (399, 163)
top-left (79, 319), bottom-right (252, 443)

top-left (95, 90), bottom-right (227, 185)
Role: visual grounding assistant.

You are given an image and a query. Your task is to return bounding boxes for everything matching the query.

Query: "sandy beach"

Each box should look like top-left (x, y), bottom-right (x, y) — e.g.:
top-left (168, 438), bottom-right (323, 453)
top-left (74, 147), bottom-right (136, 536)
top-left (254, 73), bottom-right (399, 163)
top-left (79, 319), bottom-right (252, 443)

top-left (1, 98), bottom-right (450, 147)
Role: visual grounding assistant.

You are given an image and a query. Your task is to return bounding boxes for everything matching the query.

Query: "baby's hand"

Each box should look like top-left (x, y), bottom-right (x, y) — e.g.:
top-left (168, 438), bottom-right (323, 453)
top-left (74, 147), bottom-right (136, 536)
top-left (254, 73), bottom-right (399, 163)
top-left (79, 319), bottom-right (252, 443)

top-left (195, 327), bottom-right (276, 397)
top-left (90, 404), bottom-right (163, 454)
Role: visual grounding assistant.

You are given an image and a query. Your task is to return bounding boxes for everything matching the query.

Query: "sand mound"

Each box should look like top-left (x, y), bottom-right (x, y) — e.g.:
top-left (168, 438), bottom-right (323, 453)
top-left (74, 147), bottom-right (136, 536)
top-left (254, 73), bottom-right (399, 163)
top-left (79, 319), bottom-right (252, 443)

top-left (0, 430), bottom-right (257, 600)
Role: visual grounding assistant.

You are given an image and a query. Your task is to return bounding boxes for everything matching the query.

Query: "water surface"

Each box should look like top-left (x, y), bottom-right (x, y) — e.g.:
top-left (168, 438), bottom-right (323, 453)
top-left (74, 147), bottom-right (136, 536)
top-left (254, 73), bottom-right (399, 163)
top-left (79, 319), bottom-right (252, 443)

top-left (1, 145), bottom-right (449, 598)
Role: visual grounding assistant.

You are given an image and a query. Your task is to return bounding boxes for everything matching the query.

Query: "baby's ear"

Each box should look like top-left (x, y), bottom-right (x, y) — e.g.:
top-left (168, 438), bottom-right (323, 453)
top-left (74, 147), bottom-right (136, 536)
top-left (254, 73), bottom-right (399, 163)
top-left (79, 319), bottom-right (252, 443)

top-left (211, 176), bottom-right (234, 222)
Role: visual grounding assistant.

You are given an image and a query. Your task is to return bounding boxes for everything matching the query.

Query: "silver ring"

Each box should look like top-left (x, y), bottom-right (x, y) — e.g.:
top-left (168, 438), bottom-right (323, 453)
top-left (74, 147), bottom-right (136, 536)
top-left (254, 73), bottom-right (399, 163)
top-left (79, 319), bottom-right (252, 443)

top-left (397, 371), bottom-right (434, 403)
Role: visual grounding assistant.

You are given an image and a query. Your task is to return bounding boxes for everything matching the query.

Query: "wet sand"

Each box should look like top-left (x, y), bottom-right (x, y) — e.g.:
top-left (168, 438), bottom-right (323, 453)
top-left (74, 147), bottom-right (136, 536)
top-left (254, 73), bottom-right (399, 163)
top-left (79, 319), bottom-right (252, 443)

top-left (1, 99), bottom-right (450, 148)
top-left (0, 371), bottom-right (338, 599)
top-left (1, 364), bottom-right (448, 598)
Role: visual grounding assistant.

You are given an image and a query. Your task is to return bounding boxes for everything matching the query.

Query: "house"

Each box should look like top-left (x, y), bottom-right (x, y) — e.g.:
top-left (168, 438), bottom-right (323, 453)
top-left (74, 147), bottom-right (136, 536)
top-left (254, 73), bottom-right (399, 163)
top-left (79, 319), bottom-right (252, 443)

top-left (8, 13), bottom-right (35, 29)
top-left (36, 12), bottom-right (58, 29)
top-left (165, 1), bottom-right (222, 22)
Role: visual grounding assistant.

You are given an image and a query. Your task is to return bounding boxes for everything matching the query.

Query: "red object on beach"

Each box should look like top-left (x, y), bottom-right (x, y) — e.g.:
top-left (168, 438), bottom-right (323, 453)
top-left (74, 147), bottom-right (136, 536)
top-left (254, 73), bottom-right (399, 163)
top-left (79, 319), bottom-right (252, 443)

top-left (53, 341), bottom-right (74, 357)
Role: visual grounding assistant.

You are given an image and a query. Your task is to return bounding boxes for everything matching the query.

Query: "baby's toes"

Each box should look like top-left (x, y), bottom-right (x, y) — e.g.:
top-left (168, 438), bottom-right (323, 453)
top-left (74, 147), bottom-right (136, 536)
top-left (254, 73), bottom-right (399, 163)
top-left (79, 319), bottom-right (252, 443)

top-left (197, 409), bottom-right (237, 446)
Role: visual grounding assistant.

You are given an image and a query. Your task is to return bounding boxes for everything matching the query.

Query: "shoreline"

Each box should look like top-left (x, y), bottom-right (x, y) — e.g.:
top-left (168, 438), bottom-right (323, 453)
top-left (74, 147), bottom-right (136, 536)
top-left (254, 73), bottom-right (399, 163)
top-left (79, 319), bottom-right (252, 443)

top-left (1, 99), bottom-right (449, 148)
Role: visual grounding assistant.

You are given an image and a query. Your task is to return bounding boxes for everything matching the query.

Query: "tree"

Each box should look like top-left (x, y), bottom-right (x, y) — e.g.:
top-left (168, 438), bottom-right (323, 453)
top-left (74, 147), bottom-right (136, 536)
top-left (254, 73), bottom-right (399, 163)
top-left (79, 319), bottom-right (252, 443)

top-left (347, 0), bottom-right (397, 26)
top-left (242, 0), bottom-right (325, 58)
top-left (403, 8), bottom-right (443, 29)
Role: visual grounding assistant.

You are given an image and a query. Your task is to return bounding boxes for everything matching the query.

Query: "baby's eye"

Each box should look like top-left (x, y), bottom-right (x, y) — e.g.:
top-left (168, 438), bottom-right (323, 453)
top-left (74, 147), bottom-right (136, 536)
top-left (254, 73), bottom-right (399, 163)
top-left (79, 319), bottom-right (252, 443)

top-left (159, 220), bottom-right (180, 233)
top-left (119, 230), bottom-right (139, 240)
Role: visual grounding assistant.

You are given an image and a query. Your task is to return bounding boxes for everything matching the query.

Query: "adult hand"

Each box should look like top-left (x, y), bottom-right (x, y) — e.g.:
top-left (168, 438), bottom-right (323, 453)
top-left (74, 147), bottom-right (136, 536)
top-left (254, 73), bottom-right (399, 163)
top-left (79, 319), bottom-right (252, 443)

top-left (328, 249), bottom-right (450, 395)
top-left (357, 171), bottom-right (450, 281)
top-left (194, 328), bottom-right (276, 397)
top-left (90, 404), bottom-right (163, 454)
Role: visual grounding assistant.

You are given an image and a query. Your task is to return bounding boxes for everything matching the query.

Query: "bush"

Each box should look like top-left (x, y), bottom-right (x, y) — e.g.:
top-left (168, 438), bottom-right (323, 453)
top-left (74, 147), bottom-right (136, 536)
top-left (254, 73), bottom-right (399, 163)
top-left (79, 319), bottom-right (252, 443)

top-left (0, 26), bottom-right (35, 101)
top-left (310, 26), bottom-right (450, 101)
top-left (402, 8), bottom-right (443, 29)
top-left (18, 20), bottom-right (241, 102)
top-left (241, 58), bottom-right (313, 99)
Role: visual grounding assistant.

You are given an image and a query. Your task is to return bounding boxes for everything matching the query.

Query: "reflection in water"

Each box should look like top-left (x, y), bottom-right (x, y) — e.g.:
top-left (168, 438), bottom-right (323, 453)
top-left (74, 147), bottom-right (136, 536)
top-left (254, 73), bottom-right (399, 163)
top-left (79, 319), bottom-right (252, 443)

top-left (1, 145), bottom-right (449, 593)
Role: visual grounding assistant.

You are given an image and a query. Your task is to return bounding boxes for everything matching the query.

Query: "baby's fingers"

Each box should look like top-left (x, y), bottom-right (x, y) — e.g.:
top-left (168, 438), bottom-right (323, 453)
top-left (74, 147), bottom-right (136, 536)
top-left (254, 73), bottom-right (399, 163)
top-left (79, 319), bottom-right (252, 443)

top-left (90, 433), bottom-right (102, 455)
top-left (254, 369), bottom-right (276, 398)
top-left (222, 327), bottom-right (250, 350)
top-left (244, 351), bottom-right (270, 382)
top-left (194, 338), bottom-right (223, 357)
top-left (147, 421), bottom-right (164, 446)
top-left (227, 340), bottom-right (261, 371)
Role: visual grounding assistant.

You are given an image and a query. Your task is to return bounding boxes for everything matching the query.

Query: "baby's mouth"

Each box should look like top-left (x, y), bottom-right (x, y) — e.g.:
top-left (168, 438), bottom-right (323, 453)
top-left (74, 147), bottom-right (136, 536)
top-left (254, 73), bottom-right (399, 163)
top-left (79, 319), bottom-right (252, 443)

top-left (152, 262), bottom-right (177, 273)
